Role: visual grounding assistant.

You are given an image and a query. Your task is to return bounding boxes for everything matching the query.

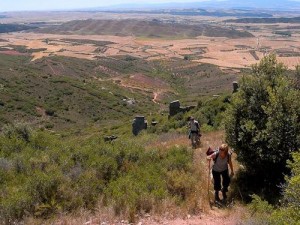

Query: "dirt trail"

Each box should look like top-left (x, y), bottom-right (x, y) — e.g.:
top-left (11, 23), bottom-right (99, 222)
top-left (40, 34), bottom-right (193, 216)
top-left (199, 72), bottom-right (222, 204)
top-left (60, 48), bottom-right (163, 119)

top-left (95, 74), bottom-right (171, 105)
top-left (138, 207), bottom-right (245, 225)
top-left (152, 91), bottom-right (162, 104)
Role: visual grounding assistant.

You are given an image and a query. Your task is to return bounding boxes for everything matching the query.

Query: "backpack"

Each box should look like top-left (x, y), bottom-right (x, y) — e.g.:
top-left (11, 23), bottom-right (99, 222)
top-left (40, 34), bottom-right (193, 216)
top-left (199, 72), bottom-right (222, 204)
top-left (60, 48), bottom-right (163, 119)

top-left (206, 147), bottom-right (231, 163)
top-left (195, 120), bottom-right (200, 131)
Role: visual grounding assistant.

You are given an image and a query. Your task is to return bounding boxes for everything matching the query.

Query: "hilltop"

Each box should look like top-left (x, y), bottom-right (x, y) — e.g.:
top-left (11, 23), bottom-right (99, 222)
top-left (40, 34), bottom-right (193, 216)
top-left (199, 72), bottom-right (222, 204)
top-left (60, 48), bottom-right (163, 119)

top-left (36, 19), bottom-right (254, 39)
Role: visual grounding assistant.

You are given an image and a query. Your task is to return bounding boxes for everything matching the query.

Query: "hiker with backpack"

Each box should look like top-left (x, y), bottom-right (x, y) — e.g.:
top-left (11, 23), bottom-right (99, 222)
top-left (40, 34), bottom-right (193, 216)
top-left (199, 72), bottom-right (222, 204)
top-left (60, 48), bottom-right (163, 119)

top-left (187, 116), bottom-right (201, 148)
top-left (207, 144), bottom-right (234, 202)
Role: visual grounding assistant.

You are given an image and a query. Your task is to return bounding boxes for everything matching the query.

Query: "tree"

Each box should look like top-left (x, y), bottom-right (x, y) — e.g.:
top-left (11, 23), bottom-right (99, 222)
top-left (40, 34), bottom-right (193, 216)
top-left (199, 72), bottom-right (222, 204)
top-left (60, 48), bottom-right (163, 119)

top-left (270, 152), bottom-right (300, 224)
top-left (225, 54), bottom-right (300, 199)
top-left (244, 152), bottom-right (300, 225)
top-left (295, 65), bottom-right (300, 89)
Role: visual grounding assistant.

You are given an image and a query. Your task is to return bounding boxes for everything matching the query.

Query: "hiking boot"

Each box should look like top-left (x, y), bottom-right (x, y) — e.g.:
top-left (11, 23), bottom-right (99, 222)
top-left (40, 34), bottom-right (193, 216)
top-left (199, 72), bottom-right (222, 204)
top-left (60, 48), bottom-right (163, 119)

top-left (215, 191), bottom-right (220, 202)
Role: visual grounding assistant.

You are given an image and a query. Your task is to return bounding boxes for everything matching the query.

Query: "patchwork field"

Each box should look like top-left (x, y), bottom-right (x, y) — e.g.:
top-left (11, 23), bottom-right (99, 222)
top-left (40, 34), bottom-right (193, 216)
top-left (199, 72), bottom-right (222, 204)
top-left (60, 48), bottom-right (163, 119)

top-left (1, 30), bottom-right (300, 69)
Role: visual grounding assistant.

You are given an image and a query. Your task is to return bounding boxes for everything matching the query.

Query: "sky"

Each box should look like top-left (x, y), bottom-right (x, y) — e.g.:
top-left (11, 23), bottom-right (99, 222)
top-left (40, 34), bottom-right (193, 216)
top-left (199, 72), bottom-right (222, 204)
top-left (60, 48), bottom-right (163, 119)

top-left (0, 0), bottom-right (213, 11)
top-left (0, 0), bottom-right (299, 12)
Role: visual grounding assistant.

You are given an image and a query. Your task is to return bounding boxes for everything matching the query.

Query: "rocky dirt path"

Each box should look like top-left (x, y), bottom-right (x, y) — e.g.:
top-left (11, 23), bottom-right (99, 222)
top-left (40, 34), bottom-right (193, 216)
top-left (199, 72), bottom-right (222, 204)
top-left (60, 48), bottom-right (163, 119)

top-left (74, 200), bottom-right (245, 225)
top-left (137, 206), bottom-right (245, 225)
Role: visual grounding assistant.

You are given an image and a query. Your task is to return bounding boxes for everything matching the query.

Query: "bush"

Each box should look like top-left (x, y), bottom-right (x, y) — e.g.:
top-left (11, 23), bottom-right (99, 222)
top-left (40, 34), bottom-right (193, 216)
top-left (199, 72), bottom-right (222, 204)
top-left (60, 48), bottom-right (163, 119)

top-left (269, 152), bottom-right (300, 224)
top-left (225, 55), bottom-right (300, 200)
top-left (166, 170), bottom-right (197, 201)
top-left (105, 165), bottom-right (167, 215)
top-left (244, 152), bottom-right (300, 225)
top-left (162, 146), bottom-right (193, 172)
top-left (0, 189), bottom-right (33, 223)
top-left (2, 122), bottom-right (32, 142)
top-left (247, 194), bottom-right (274, 224)
top-left (45, 108), bottom-right (56, 116)
top-left (0, 128), bottom-right (198, 222)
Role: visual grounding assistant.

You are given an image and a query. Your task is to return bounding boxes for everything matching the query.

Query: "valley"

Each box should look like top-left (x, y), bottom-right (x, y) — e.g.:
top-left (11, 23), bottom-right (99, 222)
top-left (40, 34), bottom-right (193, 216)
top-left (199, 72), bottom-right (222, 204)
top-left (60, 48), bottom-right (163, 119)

top-left (0, 6), bottom-right (299, 224)
top-left (0, 10), bottom-right (300, 130)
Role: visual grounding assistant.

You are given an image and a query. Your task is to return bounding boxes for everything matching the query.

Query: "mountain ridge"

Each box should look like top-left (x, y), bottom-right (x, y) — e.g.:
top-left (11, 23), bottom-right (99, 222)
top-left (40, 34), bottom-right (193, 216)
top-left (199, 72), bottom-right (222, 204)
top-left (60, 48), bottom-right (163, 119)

top-left (91, 0), bottom-right (300, 10)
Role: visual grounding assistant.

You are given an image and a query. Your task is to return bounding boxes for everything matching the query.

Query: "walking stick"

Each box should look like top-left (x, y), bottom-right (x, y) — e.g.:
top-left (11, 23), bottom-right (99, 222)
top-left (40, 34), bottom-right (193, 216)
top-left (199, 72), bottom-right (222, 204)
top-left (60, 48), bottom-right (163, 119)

top-left (208, 159), bottom-right (211, 207)
top-left (206, 147), bottom-right (213, 208)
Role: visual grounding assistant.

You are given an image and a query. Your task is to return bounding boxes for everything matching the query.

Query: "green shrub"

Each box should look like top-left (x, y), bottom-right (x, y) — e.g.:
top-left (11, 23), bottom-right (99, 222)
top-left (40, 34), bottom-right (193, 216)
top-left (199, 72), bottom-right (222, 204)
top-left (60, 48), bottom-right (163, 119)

top-left (0, 126), bottom-right (197, 222)
top-left (269, 152), bottom-right (300, 225)
top-left (0, 189), bottom-right (33, 223)
top-left (244, 152), bottom-right (300, 225)
top-left (245, 195), bottom-right (274, 225)
top-left (166, 170), bottom-right (197, 201)
top-left (2, 122), bottom-right (32, 142)
top-left (105, 165), bottom-right (167, 215)
top-left (225, 55), bottom-right (300, 200)
top-left (162, 146), bottom-right (193, 172)
top-left (0, 136), bottom-right (27, 156)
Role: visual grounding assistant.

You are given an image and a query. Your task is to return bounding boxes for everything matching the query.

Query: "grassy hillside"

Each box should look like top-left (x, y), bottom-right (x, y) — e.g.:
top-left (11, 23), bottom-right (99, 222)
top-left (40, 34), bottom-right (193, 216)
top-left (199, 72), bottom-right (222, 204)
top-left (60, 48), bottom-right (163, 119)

top-left (0, 54), bottom-right (160, 130)
top-left (0, 24), bottom-right (35, 33)
top-left (0, 49), bottom-right (238, 131)
top-left (36, 19), bottom-right (254, 39)
top-left (0, 51), bottom-right (298, 224)
top-left (0, 125), bottom-right (199, 223)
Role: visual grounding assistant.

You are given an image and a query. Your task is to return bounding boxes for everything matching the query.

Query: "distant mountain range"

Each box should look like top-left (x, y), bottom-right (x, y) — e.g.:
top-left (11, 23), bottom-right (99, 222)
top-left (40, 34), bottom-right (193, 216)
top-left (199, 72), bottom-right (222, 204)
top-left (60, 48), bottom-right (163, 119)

top-left (95, 0), bottom-right (300, 10)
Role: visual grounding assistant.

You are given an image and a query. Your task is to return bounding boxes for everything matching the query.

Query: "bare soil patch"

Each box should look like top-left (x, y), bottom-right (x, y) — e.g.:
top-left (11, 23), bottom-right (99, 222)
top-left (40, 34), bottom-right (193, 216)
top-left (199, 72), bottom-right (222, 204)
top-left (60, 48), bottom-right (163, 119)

top-left (0, 50), bottom-right (27, 56)
top-left (111, 73), bottom-right (172, 104)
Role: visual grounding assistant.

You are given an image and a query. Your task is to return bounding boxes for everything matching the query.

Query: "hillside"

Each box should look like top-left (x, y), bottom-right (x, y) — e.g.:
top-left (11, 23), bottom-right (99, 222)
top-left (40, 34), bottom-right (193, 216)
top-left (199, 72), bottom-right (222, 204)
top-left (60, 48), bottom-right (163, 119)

top-left (26, 131), bottom-right (246, 225)
top-left (226, 16), bottom-right (300, 23)
top-left (36, 19), bottom-right (254, 39)
top-left (0, 54), bottom-right (160, 130)
top-left (0, 11), bottom-right (298, 221)
top-left (0, 51), bottom-right (238, 130)
top-left (102, 9), bottom-right (273, 18)
top-left (0, 24), bottom-right (35, 33)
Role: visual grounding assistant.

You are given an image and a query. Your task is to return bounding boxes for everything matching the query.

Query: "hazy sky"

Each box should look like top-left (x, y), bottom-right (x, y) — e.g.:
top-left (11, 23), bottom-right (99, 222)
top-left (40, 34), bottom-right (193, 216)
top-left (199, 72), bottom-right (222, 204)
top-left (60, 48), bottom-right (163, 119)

top-left (0, 0), bottom-right (204, 11)
top-left (0, 0), bottom-right (216, 11)
top-left (1, 0), bottom-right (299, 12)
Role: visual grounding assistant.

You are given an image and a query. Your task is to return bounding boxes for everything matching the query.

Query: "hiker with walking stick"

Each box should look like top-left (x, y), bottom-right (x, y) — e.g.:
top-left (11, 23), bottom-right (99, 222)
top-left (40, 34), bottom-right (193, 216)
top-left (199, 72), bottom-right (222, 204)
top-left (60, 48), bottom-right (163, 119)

top-left (207, 144), bottom-right (234, 203)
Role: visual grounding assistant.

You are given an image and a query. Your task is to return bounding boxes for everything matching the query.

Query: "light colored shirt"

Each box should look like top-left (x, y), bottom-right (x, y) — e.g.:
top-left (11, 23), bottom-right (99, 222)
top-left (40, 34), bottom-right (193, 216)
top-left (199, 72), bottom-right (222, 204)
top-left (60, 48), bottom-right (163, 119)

top-left (212, 151), bottom-right (230, 172)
